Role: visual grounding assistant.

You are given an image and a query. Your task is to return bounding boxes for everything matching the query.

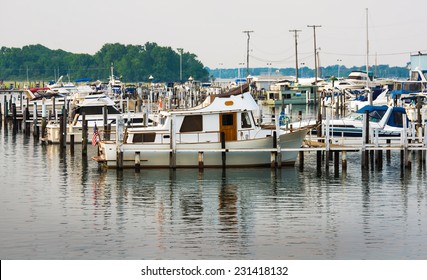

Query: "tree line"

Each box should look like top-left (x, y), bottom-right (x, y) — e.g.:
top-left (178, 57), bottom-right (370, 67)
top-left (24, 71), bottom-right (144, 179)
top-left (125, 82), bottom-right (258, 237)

top-left (0, 43), bottom-right (411, 84)
top-left (0, 43), bottom-right (210, 83)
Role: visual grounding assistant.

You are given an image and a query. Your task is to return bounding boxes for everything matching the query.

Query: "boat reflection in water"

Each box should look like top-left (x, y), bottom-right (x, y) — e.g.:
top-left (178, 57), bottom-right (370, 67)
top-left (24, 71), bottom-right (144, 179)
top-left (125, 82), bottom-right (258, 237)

top-left (1, 113), bottom-right (427, 260)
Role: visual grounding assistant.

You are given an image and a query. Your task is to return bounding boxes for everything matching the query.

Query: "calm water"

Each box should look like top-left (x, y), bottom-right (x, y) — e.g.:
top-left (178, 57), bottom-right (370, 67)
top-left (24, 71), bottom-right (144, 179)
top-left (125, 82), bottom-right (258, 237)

top-left (0, 121), bottom-right (426, 260)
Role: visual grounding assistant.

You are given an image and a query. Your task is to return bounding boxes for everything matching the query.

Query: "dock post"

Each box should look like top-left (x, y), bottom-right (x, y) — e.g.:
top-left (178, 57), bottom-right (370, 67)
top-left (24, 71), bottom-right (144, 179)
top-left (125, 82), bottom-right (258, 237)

top-left (299, 150), bottom-right (304, 171)
top-left (271, 131), bottom-right (277, 168)
top-left (169, 116), bottom-right (177, 169)
top-left (82, 113), bottom-right (88, 156)
top-left (135, 152), bottom-right (141, 171)
top-left (362, 110), bottom-right (369, 170)
top-left (386, 139), bottom-right (391, 163)
top-left (59, 114), bottom-right (64, 147)
top-left (3, 95), bottom-right (8, 122)
top-left (198, 152), bottom-right (204, 171)
top-left (221, 132), bottom-right (226, 169)
top-left (41, 98), bottom-right (47, 139)
top-left (117, 150), bottom-right (124, 170)
top-left (342, 151), bottom-right (347, 174)
top-left (24, 105), bottom-right (30, 134)
top-left (19, 91), bottom-right (23, 112)
top-left (417, 126), bottom-right (423, 165)
top-left (325, 115), bottom-right (330, 172)
top-left (11, 102), bottom-right (17, 130)
top-left (103, 105), bottom-right (109, 140)
top-left (33, 102), bottom-right (39, 139)
top-left (340, 91), bottom-right (345, 117)
top-left (334, 151), bottom-right (339, 177)
top-left (402, 114), bottom-right (411, 169)
top-left (70, 134), bottom-right (75, 155)
top-left (52, 97), bottom-right (56, 121)
top-left (116, 115), bottom-right (125, 170)
top-left (335, 91), bottom-right (340, 117)
top-left (0, 101), bottom-right (2, 125)
top-left (62, 106), bottom-right (67, 149)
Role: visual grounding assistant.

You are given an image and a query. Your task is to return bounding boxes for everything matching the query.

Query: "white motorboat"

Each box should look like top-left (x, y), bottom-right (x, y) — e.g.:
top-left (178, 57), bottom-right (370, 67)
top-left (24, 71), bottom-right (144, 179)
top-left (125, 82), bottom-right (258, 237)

top-left (45, 94), bottom-right (149, 143)
top-left (291, 105), bottom-right (408, 145)
top-left (95, 84), bottom-right (310, 168)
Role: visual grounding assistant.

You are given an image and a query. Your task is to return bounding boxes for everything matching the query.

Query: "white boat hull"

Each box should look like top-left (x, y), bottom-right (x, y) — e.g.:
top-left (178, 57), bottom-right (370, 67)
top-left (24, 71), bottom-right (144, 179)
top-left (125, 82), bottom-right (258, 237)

top-left (98, 129), bottom-right (308, 168)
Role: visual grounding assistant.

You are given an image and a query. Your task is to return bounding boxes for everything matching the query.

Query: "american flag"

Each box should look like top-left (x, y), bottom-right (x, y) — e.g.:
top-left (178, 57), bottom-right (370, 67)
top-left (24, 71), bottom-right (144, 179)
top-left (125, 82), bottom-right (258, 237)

top-left (92, 123), bottom-right (99, 146)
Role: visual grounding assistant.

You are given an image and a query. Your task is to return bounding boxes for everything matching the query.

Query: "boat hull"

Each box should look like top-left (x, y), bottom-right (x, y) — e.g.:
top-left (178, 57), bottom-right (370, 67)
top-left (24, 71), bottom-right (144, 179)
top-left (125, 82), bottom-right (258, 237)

top-left (98, 129), bottom-right (308, 168)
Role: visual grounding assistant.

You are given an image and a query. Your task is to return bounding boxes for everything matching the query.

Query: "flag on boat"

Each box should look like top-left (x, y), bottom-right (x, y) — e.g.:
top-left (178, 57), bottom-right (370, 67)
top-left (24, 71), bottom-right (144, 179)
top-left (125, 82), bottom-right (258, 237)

top-left (92, 123), bottom-right (99, 146)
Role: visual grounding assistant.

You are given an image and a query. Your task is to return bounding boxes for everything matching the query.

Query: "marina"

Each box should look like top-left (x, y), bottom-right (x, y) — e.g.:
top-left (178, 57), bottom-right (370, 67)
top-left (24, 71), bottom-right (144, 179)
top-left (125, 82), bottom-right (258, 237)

top-left (1, 72), bottom-right (427, 262)
top-left (2, 3), bottom-right (427, 280)
top-left (1, 28), bottom-right (427, 263)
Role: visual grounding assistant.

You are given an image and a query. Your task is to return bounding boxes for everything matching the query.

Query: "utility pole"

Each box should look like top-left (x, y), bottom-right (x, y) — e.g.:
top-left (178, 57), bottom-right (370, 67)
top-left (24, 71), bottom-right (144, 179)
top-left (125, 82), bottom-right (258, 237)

top-left (307, 24), bottom-right (322, 135)
top-left (307, 25), bottom-right (321, 85)
top-left (289, 29), bottom-right (302, 83)
top-left (177, 48), bottom-right (183, 82)
top-left (243, 30), bottom-right (254, 77)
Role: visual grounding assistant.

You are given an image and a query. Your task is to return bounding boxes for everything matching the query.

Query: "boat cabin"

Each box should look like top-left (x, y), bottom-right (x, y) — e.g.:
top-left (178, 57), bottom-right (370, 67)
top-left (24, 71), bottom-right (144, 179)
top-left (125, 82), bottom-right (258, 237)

top-left (123, 88), bottom-right (270, 145)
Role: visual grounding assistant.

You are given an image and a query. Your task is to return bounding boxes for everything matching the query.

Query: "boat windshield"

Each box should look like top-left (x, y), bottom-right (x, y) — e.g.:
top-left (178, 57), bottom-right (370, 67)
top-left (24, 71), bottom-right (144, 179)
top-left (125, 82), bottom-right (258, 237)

top-left (349, 110), bottom-right (386, 123)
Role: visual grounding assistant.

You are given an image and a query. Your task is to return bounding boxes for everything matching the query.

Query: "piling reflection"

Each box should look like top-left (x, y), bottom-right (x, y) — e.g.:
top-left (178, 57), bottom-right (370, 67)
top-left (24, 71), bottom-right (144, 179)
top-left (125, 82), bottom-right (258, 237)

top-left (2, 126), bottom-right (427, 259)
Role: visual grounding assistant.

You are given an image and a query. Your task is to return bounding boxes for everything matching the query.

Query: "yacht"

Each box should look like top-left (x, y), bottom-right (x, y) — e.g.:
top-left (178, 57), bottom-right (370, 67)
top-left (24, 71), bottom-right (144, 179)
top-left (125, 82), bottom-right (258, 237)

top-left (95, 83), bottom-right (310, 168)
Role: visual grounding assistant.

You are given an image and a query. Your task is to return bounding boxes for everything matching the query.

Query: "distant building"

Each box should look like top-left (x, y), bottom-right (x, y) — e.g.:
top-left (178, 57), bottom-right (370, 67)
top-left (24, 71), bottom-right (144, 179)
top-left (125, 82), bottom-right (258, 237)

top-left (250, 75), bottom-right (294, 91)
top-left (410, 52), bottom-right (427, 71)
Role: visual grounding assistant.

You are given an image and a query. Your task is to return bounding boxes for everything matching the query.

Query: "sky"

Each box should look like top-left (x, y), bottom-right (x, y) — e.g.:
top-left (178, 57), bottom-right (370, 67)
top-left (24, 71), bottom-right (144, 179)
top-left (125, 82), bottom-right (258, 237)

top-left (1, 0), bottom-right (426, 70)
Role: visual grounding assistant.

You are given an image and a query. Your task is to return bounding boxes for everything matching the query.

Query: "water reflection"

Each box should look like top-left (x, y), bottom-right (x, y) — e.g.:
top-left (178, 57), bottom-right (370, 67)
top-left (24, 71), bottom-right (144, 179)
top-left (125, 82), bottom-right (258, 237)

top-left (1, 126), bottom-right (427, 259)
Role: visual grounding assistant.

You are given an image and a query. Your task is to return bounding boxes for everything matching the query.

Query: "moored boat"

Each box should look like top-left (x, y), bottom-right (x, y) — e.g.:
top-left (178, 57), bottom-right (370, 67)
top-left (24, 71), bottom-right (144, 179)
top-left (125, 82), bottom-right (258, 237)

top-left (95, 83), bottom-right (310, 168)
top-left (45, 93), bottom-right (149, 143)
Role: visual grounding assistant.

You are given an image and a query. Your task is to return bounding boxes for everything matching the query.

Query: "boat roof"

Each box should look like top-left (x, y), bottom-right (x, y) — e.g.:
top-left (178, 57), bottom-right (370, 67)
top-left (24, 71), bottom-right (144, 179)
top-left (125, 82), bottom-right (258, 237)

top-left (163, 83), bottom-right (257, 116)
top-left (356, 105), bottom-right (406, 114)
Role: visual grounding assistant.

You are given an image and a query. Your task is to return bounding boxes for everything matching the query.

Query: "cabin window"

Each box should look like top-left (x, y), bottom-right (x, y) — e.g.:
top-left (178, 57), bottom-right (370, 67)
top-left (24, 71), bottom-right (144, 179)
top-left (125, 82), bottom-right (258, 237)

top-left (391, 111), bottom-right (404, 128)
top-left (222, 114), bottom-right (234, 126)
top-left (132, 133), bottom-right (156, 143)
top-left (179, 115), bottom-right (203, 132)
top-left (241, 112), bottom-right (252, 128)
top-left (283, 93), bottom-right (292, 99)
top-left (75, 105), bottom-right (120, 115)
top-left (368, 110), bottom-right (386, 122)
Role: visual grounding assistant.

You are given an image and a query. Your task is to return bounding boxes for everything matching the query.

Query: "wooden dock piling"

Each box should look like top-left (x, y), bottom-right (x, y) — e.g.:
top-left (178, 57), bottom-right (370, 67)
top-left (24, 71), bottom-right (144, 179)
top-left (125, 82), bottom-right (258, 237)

top-left (334, 151), bottom-right (339, 177)
top-left (135, 152), bottom-right (141, 170)
top-left (198, 152), bottom-right (204, 170)
top-left (33, 102), bottom-right (39, 139)
top-left (41, 99), bottom-right (47, 139)
top-left (70, 134), bottom-right (75, 154)
top-left (342, 151), bottom-right (347, 174)
top-left (82, 114), bottom-right (88, 155)
top-left (221, 132), bottom-right (226, 168)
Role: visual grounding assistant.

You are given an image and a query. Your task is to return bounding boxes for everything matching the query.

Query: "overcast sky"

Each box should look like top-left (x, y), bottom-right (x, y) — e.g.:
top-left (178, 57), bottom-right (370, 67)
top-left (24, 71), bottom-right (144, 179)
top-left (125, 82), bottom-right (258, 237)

top-left (1, 0), bottom-right (426, 69)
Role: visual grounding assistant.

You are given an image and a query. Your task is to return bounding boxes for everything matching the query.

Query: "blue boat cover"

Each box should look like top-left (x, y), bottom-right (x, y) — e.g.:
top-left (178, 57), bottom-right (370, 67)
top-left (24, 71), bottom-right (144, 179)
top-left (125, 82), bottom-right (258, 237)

top-left (74, 78), bottom-right (92, 82)
top-left (356, 105), bottom-right (389, 113)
